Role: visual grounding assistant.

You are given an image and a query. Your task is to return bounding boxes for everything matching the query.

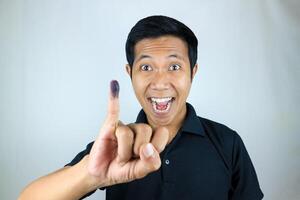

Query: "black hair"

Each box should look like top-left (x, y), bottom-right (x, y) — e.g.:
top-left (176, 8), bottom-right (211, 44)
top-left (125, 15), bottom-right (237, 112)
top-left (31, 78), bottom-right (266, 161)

top-left (125, 15), bottom-right (198, 75)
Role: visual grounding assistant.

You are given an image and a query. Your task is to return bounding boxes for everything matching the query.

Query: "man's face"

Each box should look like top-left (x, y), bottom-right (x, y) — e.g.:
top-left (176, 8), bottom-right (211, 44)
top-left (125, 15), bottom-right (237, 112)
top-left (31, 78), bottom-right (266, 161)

top-left (126, 35), bottom-right (197, 127)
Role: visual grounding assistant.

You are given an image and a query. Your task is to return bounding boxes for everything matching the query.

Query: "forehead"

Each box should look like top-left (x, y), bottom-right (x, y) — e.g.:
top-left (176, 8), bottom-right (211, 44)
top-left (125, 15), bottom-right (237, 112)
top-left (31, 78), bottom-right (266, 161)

top-left (134, 35), bottom-right (189, 61)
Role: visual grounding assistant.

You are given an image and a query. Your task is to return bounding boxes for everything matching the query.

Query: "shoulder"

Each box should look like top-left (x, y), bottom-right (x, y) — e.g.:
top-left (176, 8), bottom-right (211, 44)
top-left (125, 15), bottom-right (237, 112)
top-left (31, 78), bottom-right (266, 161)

top-left (198, 118), bottom-right (263, 198)
top-left (198, 117), bottom-right (244, 168)
top-left (199, 116), bottom-right (240, 144)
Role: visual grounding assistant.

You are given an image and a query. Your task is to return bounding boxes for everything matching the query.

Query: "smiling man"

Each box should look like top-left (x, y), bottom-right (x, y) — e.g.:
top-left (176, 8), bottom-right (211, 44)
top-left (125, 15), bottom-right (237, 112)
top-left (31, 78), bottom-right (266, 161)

top-left (128, 34), bottom-right (196, 144)
top-left (19, 15), bottom-right (264, 200)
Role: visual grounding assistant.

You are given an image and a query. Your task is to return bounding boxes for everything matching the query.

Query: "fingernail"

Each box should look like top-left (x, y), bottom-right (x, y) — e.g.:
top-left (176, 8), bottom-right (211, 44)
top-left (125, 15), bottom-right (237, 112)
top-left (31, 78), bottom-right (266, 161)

top-left (110, 80), bottom-right (119, 98)
top-left (144, 143), bottom-right (154, 158)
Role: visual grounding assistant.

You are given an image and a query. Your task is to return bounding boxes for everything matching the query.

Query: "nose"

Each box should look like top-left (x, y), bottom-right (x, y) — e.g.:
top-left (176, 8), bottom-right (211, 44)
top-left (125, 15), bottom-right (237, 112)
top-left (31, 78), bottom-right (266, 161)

top-left (150, 71), bottom-right (170, 91)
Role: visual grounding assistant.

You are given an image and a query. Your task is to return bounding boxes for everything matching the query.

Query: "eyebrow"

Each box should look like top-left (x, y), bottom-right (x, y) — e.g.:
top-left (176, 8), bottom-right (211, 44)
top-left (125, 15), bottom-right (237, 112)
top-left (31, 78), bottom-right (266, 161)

top-left (135, 54), bottom-right (184, 63)
top-left (136, 54), bottom-right (151, 62)
top-left (168, 54), bottom-right (184, 60)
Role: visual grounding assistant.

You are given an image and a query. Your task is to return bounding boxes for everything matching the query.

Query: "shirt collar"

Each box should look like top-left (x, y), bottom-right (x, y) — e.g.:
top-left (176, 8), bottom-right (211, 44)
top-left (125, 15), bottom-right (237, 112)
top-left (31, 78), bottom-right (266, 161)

top-left (135, 102), bottom-right (205, 137)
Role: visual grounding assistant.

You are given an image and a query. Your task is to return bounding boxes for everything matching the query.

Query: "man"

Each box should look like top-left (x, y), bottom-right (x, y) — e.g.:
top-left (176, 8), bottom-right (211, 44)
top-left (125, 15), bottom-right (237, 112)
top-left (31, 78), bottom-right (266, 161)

top-left (19, 15), bottom-right (264, 200)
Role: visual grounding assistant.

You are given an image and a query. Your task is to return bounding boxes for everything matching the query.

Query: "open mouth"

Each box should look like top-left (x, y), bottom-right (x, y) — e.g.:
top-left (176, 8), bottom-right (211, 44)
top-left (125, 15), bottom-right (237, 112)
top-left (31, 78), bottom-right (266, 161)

top-left (147, 97), bottom-right (175, 114)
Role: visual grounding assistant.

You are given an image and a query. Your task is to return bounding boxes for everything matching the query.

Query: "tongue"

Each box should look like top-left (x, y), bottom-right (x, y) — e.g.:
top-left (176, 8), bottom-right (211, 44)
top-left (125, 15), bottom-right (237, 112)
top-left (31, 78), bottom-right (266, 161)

top-left (156, 101), bottom-right (169, 110)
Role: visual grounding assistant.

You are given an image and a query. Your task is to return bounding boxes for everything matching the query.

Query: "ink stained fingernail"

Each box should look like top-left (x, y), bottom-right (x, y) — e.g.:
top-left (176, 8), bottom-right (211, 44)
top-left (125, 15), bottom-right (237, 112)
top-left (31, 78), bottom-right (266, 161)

top-left (110, 80), bottom-right (119, 98)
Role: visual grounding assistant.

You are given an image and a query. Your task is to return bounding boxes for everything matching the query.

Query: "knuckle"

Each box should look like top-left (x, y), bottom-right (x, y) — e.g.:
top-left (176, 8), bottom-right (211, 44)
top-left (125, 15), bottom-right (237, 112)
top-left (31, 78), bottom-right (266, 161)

top-left (108, 110), bottom-right (118, 118)
top-left (116, 126), bottom-right (134, 140)
top-left (134, 169), bottom-right (144, 180)
top-left (137, 124), bottom-right (152, 135)
top-left (150, 159), bottom-right (161, 171)
top-left (155, 144), bottom-right (164, 153)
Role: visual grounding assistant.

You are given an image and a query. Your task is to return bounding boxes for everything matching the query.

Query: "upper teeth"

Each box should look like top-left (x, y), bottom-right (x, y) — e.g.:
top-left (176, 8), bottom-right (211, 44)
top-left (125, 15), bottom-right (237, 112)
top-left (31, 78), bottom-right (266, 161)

top-left (150, 97), bottom-right (172, 103)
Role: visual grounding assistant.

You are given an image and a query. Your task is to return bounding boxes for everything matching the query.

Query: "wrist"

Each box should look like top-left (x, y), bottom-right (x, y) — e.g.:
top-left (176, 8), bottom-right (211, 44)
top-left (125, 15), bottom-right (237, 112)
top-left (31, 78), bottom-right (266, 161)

top-left (75, 155), bottom-right (107, 191)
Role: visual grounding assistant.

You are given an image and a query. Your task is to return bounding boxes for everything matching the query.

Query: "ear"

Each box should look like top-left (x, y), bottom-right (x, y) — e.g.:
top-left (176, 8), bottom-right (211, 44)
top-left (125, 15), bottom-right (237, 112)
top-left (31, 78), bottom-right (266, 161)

top-left (191, 63), bottom-right (198, 81)
top-left (126, 64), bottom-right (132, 78)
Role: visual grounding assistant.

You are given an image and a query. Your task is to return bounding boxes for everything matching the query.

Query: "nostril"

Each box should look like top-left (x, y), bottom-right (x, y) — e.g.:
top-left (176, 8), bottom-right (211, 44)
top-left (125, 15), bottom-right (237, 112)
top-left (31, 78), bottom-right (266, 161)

top-left (149, 81), bottom-right (171, 90)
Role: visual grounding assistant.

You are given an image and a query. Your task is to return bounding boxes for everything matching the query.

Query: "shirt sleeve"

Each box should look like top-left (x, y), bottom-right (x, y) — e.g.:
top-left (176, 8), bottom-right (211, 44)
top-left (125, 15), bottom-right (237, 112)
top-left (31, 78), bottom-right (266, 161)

top-left (229, 132), bottom-right (264, 200)
top-left (65, 141), bottom-right (94, 167)
top-left (64, 141), bottom-right (100, 199)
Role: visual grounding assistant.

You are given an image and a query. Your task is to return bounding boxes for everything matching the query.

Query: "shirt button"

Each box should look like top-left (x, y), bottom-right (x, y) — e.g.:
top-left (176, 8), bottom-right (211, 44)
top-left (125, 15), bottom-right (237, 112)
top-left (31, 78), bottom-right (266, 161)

top-left (165, 159), bottom-right (170, 165)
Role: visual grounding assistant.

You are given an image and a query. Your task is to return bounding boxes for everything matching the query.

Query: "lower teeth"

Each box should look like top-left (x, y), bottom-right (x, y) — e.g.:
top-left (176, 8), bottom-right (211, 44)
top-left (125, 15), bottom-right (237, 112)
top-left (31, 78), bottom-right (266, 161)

top-left (152, 101), bottom-right (171, 113)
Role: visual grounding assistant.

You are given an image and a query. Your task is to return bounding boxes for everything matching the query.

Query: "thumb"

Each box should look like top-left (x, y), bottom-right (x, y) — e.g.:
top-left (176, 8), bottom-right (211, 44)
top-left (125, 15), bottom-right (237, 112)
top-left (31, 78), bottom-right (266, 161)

top-left (105, 80), bottom-right (120, 126)
top-left (133, 143), bottom-right (162, 179)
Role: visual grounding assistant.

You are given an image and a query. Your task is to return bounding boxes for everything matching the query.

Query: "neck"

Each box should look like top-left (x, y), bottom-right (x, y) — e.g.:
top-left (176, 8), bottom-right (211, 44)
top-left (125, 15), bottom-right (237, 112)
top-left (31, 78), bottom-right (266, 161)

top-left (148, 103), bottom-right (187, 144)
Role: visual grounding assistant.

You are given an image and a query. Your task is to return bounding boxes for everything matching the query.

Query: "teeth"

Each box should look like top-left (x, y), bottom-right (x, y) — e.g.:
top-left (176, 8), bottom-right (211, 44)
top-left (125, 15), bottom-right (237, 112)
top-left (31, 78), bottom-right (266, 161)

top-left (150, 97), bottom-right (172, 103)
top-left (152, 100), bottom-right (172, 113)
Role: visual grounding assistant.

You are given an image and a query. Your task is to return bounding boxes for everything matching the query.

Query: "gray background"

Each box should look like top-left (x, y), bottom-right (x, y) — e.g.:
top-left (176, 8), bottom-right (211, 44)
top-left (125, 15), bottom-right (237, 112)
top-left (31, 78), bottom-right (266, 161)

top-left (1, 0), bottom-right (299, 199)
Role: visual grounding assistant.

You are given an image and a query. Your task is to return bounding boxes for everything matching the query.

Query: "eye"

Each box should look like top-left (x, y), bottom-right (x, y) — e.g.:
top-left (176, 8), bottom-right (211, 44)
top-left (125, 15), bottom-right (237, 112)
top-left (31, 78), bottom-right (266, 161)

top-left (140, 64), bottom-right (153, 71)
top-left (169, 64), bottom-right (181, 71)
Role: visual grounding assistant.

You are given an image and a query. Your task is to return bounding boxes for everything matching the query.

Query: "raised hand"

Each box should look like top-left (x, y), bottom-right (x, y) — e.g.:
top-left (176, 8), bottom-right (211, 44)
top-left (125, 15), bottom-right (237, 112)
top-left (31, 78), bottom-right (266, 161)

top-left (87, 80), bottom-right (169, 188)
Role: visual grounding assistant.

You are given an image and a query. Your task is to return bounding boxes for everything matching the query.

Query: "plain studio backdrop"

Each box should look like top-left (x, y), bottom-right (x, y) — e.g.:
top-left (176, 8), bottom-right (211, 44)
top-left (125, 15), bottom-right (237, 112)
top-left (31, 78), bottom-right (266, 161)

top-left (1, 0), bottom-right (299, 199)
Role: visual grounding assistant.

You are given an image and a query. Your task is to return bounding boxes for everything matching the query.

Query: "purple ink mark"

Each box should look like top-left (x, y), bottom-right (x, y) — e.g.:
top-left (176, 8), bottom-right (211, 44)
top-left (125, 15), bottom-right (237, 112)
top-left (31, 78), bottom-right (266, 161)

top-left (110, 80), bottom-right (119, 98)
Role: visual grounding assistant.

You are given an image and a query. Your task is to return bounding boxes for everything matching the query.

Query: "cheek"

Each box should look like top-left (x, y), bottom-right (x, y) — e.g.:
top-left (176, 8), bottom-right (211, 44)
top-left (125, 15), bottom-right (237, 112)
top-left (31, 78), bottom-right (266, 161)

top-left (132, 74), bottom-right (150, 98)
top-left (173, 74), bottom-right (192, 98)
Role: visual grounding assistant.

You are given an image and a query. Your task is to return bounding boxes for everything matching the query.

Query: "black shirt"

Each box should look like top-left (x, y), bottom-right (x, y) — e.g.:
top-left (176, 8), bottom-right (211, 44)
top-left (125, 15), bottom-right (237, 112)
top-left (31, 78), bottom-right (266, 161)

top-left (65, 103), bottom-right (264, 200)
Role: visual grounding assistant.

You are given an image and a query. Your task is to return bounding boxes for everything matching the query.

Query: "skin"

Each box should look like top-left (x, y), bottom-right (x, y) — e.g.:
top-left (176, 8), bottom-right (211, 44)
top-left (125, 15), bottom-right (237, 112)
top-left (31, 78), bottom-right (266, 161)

top-left (126, 35), bottom-right (198, 143)
top-left (18, 35), bottom-right (198, 200)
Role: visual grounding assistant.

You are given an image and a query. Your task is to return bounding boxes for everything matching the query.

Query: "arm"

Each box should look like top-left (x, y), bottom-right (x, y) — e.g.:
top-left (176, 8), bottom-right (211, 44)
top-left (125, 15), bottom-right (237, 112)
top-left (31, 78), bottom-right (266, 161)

top-left (229, 132), bottom-right (264, 200)
top-left (18, 155), bottom-right (101, 200)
